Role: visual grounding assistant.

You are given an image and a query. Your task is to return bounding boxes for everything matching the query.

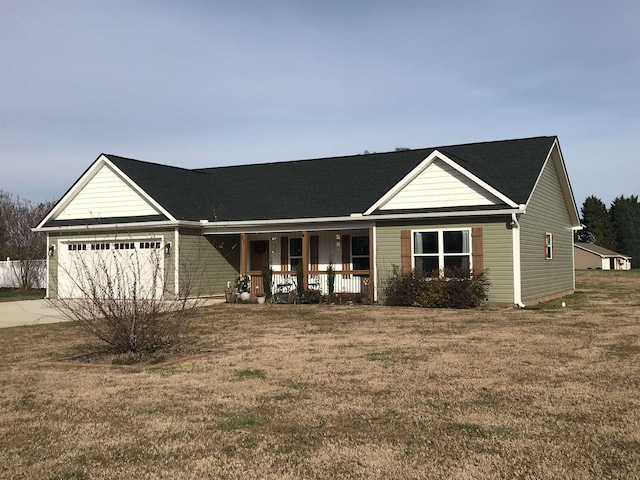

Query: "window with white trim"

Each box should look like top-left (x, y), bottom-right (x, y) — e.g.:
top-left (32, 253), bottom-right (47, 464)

top-left (413, 229), bottom-right (471, 274)
top-left (545, 232), bottom-right (553, 260)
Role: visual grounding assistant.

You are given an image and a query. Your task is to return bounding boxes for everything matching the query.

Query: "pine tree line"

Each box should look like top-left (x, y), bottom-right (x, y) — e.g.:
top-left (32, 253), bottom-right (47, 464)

top-left (578, 195), bottom-right (640, 268)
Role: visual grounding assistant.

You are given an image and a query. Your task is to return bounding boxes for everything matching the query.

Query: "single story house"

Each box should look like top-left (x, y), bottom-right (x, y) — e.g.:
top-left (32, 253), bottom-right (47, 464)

top-left (574, 242), bottom-right (632, 270)
top-left (35, 136), bottom-right (580, 306)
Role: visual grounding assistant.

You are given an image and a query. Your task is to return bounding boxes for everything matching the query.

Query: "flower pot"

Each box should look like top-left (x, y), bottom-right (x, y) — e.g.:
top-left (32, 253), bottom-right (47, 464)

top-left (256, 295), bottom-right (266, 305)
top-left (239, 291), bottom-right (251, 302)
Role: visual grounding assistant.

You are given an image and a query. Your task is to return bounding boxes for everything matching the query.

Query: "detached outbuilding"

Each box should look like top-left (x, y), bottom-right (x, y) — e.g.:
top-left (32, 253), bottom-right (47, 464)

top-left (35, 136), bottom-right (581, 306)
top-left (574, 242), bottom-right (632, 270)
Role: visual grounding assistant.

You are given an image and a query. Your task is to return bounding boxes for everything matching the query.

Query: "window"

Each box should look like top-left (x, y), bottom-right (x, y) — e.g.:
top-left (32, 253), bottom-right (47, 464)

top-left (68, 243), bottom-right (87, 251)
top-left (351, 236), bottom-right (370, 271)
top-left (139, 241), bottom-right (161, 249)
top-left (413, 229), bottom-right (471, 274)
top-left (545, 233), bottom-right (553, 259)
top-left (289, 238), bottom-right (302, 271)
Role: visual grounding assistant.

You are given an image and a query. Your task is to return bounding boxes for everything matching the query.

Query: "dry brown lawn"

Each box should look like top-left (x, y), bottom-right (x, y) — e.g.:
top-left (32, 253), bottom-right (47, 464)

top-left (1, 270), bottom-right (639, 479)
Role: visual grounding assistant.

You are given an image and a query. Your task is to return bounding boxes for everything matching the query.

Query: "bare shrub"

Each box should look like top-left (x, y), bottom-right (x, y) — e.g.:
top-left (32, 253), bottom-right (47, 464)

top-left (50, 241), bottom-right (202, 355)
top-left (383, 266), bottom-right (489, 308)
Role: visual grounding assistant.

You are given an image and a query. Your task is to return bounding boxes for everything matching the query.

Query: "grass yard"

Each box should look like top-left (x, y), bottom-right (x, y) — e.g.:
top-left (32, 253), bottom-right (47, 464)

top-left (1, 270), bottom-right (639, 479)
top-left (0, 288), bottom-right (45, 302)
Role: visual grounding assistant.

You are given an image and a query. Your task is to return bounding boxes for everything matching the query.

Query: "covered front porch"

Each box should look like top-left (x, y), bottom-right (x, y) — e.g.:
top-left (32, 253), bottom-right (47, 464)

top-left (238, 227), bottom-right (375, 302)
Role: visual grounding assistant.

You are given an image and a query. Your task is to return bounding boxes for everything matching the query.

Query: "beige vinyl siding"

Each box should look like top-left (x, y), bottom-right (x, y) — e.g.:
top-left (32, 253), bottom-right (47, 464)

top-left (178, 230), bottom-right (240, 296)
top-left (56, 164), bottom-right (160, 220)
top-left (46, 229), bottom-right (174, 300)
top-left (574, 247), bottom-right (607, 270)
top-left (376, 218), bottom-right (514, 303)
top-left (381, 159), bottom-right (500, 210)
top-left (519, 156), bottom-right (575, 302)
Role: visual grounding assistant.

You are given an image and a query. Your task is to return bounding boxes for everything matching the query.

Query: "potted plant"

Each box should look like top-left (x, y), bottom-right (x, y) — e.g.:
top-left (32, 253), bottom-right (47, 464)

top-left (235, 274), bottom-right (251, 302)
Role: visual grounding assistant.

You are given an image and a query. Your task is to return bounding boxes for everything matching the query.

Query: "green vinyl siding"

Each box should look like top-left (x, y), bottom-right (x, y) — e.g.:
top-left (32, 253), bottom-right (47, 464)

top-left (178, 230), bottom-right (240, 296)
top-left (519, 153), bottom-right (575, 302)
top-left (376, 218), bottom-right (514, 303)
top-left (46, 229), bottom-right (175, 300)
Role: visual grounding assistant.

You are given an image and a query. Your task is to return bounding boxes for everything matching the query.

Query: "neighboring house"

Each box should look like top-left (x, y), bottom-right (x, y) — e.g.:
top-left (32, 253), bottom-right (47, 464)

top-left (574, 242), bottom-right (632, 270)
top-left (35, 136), bottom-right (580, 306)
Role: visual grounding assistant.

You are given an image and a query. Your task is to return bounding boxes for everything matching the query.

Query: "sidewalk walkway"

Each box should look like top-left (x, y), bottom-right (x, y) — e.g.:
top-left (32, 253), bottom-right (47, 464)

top-left (0, 300), bottom-right (69, 328)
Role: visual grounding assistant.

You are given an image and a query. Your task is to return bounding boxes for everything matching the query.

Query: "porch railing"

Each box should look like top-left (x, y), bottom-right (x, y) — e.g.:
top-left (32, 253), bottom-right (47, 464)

top-left (247, 271), bottom-right (371, 298)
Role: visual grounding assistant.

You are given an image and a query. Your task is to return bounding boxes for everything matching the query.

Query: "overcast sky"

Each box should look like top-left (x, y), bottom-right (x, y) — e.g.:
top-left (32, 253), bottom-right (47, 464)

top-left (1, 0), bottom-right (638, 211)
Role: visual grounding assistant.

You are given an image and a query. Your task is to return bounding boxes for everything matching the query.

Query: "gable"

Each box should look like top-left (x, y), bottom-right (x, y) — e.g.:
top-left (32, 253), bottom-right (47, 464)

top-left (524, 140), bottom-right (580, 227)
top-left (379, 158), bottom-right (503, 211)
top-left (53, 162), bottom-right (163, 221)
top-left (36, 136), bottom-right (572, 230)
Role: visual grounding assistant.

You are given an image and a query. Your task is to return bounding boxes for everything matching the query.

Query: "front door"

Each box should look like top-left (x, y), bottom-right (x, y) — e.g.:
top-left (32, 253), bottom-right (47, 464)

top-left (250, 241), bottom-right (268, 272)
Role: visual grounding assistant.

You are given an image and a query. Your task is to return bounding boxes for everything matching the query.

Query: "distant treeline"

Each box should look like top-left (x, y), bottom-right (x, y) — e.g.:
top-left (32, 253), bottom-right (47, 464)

top-left (577, 195), bottom-right (640, 268)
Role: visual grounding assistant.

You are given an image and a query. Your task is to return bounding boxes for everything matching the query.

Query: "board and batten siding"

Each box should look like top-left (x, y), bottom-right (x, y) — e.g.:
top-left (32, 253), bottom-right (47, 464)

top-left (375, 218), bottom-right (514, 303)
top-left (178, 230), bottom-right (240, 296)
top-left (55, 164), bottom-right (160, 220)
top-left (519, 154), bottom-right (575, 303)
top-left (46, 230), bottom-right (175, 300)
top-left (380, 159), bottom-right (500, 210)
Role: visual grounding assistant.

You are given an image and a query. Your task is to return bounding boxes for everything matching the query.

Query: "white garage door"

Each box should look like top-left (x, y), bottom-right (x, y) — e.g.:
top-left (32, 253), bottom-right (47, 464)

top-left (58, 239), bottom-right (165, 299)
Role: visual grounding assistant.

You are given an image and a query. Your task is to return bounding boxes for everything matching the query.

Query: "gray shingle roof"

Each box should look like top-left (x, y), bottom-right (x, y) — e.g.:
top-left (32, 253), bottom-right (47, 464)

top-left (105, 136), bottom-right (557, 222)
top-left (575, 242), bottom-right (631, 258)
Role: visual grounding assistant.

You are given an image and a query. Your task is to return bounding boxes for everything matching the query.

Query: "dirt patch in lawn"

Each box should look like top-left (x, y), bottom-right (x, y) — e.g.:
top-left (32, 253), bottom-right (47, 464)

top-left (1, 270), bottom-right (639, 480)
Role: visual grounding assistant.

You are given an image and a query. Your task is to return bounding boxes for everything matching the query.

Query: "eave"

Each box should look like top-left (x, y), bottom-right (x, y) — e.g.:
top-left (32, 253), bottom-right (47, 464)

top-left (199, 206), bottom-right (525, 234)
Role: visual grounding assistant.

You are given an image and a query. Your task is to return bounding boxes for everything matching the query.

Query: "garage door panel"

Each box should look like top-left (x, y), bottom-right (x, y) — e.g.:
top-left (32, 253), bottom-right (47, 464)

top-left (58, 239), bottom-right (165, 299)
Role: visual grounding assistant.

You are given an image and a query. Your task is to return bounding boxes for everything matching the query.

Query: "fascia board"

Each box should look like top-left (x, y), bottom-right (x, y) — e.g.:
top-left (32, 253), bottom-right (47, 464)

top-left (36, 207), bottom-right (523, 234)
top-left (203, 220), bottom-right (377, 235)
top-left (434, 152), bottom-right (519, 207)
top-left (574, 244), bottom-right (605, 257)
top-left (552, 139), bottom-right (581, 226)
top-left (575, 243), bottom-right (630, 259)
top-left (101, 157), bottom-right (177, 221)
top-left (363, 150), bottom-right (518, 215)
top-left (34, 220), bottom-right (180, 233)
top-left (363, 151), bottom-right (438, 215)
top-left (35, 154), bottom-right (178, 230)
top-left (524, 140), bottom-right (580, 227)
top-left (200, 207), bottom-right (524, 234)
top-left (35, 155), bottom-right (106, 229)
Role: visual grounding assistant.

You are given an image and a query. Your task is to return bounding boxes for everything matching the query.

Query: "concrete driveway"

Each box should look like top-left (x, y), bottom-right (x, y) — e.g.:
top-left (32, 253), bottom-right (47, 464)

top-left (0, 299), bottom-right (70, 328)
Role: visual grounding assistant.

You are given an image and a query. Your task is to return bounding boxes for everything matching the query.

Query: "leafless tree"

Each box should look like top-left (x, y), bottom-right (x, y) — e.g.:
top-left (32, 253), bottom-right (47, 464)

top-left (0, 191), bottom-right (55, 289)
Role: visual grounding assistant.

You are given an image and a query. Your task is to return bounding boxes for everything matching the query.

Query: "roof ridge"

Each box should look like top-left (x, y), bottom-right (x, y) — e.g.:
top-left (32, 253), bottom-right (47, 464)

top-left (194, 136), bottom-right (555, 171)
top-left (104, 153), bottom-right (211, 176)
top-left (435, 135), bottom-right (555, 150)
top-left (193, 147), bottom-right (434, 172)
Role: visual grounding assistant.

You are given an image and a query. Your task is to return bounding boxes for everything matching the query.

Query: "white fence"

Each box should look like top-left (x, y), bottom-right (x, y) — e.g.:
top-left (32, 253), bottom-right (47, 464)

top-left (0, 258), bottom-right (46, 288)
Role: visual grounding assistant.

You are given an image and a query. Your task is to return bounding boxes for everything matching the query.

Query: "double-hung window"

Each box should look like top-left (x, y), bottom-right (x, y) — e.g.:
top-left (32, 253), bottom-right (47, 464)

top-left (351, 236), bottom-right (370, 271)
top-left (413, 229), bottom-right (471, 274)
top-left (545, 233), bottom-right (553, 260)
top-left (289, 238), bottom-right (302, 271)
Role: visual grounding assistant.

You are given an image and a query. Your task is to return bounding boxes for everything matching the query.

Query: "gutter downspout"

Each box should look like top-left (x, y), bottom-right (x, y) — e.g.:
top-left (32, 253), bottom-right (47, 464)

top-left (511, 213), bottom-right (525, 308)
